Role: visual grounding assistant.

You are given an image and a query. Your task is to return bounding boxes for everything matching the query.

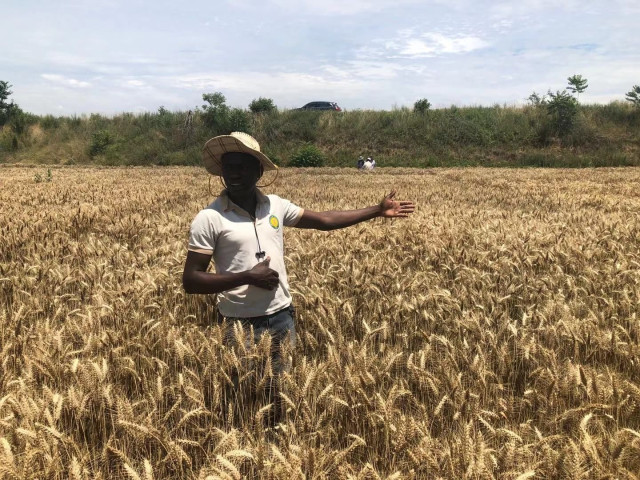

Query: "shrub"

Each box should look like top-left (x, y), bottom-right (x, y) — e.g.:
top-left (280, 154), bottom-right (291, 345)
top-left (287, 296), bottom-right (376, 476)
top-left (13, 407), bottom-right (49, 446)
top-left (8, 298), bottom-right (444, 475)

top-left (202, 92), bottom-right (230, 133)
top-left (227, 108), bottom-right (251, 133)
top-left (527, 92), bottom-right (547, 106)
top-left (67, 115), bottom-right (82, 128)
top-left (89, 113), bottom-right (109, 129)
top-left (546, 90), bottom-right (579, 137)
top-left (289, 144), bottom-right (325, 167)
top-left (413, 98), bottom-right (431, 114)
top-left (40, 115), bottom-right (61, 129)
top-left (249, 97), bottom-right (276, 114)
top-left (89, 130), bottom-right (114, 157)
top-left (9, 110), bottom-right (36, 135)
top-left (263, 149), bottom-right (281, 166)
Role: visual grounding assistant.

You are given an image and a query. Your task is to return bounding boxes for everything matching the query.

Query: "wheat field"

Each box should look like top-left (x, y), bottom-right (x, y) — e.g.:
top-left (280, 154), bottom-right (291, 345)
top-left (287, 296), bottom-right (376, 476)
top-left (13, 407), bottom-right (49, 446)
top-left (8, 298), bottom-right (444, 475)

top-left (1, 166), bottom-right (639, 479)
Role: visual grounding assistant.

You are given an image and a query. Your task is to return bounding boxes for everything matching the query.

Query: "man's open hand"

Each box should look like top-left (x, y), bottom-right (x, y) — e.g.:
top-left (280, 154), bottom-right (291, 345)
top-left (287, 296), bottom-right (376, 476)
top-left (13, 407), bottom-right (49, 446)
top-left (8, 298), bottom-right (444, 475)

top-left (249, 257), bottom-right (280, 290)
top-left (379, 190), bottom-right (415, 218)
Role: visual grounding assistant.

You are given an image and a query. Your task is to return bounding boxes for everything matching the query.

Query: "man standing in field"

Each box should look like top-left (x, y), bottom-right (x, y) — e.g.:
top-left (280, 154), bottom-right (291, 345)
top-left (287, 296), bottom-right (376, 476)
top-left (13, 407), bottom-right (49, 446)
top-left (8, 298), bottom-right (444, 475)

top-left (182, 132), bottom-right (414, 422)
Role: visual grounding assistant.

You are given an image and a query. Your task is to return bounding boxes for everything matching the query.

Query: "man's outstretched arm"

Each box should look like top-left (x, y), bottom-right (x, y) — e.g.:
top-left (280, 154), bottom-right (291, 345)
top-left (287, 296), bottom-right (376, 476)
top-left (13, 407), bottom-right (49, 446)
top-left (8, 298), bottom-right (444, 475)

top-left (294, 190), bottom-right (415, 231)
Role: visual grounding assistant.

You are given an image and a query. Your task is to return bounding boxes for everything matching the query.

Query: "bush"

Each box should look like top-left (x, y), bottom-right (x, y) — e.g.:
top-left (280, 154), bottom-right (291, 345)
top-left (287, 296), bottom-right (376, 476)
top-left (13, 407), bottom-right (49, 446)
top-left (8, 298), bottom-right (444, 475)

top-left (289, 144), bottom-right (325, 167)
top-left (227, 108), bottom-right (251, 133)
top-left (249, 97), bottom-right (276, 114)
top-left (263, 148), bottom-right (281, 166)
top-left (89, 113), bottom-right (109, 129)
top-left (202, 92), bottom-right (230, 133)
top-left (9, 110), bottom-right (37, 136)
top-left (527, 92), bottom-right (547, 106)
top-left (546, 90), bottom-right (579, 137)
top-left (40, 115), bottom-right (61, 129)
top-left (413, 98), bottom-right (431, 114)
top-left (89, 130), bottom-right (114, 157)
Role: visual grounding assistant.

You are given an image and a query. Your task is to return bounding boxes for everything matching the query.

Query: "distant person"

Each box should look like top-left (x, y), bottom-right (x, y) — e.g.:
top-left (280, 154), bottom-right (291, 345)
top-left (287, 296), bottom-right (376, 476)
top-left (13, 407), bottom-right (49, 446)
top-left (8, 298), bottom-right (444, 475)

top-left (363, 157), bottom-right (373, 170)
top-left (182, 132), bottom-right (415, 426)
top-left (357, 156), bottom-right (365, 169)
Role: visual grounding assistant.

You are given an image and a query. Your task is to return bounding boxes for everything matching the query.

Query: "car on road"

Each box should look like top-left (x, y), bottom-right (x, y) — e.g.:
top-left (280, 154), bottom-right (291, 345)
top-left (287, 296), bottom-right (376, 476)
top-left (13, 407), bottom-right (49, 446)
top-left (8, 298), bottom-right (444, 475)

top-left (298, 101), bottom-right (342, 111)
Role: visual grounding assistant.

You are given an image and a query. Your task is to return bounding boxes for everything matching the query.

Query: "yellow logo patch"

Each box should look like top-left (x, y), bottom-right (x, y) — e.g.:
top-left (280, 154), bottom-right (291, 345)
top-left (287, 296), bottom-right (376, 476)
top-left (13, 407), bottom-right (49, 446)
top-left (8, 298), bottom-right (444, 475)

top-left (269, 215), bottom-right (280, 229)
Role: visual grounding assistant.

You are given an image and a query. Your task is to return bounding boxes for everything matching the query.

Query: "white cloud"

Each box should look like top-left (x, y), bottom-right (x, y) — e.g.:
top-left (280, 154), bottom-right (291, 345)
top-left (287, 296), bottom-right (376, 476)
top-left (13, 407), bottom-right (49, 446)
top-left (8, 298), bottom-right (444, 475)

top-left (489, 0), bottom-right (582, 19)
top-left (126, 80), bottom-right (146, 87)
top-left (175, 71), bottom-right (358, 93)
top-left (492, 19), bottom-right (513, 32)
top-left (389, 33), bottom-right (489, 58)
top-left (324, 61), bottom-right (428, 80)
top-left (5, 0), bottom-right (638, 114)
top-left (269, 0), bottom-right (422, 15)
top-left (41, 74), bottom-right (91, 88)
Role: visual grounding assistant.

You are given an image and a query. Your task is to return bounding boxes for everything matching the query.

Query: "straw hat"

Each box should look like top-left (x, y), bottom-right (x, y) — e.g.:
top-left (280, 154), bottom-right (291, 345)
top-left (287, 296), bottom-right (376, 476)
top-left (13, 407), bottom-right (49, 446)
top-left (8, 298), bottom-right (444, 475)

top-left (203, 132), bottom-right (277, 176)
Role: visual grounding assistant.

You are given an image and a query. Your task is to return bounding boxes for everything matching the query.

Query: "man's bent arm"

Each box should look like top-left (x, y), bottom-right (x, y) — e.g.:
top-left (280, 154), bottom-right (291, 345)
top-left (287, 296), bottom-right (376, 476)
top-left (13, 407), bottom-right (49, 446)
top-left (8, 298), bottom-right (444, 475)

top-left (183, 251), bottom-right (250, 294)
top-left (183, 251), bottom-right (280, 294)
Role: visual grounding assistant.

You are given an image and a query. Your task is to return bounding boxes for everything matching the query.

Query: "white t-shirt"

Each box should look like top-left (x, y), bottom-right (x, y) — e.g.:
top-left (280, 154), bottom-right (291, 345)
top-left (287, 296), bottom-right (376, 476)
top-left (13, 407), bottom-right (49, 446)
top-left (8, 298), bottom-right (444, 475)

top-left (188, 190), bottom-right (304, 318)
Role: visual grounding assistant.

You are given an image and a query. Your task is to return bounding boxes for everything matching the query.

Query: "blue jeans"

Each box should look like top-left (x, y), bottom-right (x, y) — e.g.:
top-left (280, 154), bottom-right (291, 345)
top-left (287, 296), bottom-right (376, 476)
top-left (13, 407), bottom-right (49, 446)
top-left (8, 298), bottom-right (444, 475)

top-left (220, 305), bottom-right (297, 427)
top-left (221, 304), bottom-right (296, 372)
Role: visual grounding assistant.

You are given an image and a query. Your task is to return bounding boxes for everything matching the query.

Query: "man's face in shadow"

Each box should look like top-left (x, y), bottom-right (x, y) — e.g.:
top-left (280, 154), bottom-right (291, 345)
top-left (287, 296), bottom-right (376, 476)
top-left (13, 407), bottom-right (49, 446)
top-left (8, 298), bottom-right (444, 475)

top-left (221, 152), bottom-right (263, 193)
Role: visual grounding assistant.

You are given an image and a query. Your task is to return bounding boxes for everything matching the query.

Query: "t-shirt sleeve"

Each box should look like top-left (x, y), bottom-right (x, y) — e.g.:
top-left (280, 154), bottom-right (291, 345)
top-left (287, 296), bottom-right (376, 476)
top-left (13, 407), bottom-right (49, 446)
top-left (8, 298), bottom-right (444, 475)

top-left (281, 197), bottom-right (304, 227)
top-left (188, 209), bottom-right (218, 254)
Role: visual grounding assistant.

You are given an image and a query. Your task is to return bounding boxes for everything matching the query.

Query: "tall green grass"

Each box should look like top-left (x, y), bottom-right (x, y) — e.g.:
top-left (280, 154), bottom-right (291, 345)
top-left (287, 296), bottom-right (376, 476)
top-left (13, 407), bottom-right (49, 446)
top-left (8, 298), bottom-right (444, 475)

top-left (1, 102), bottom-right (638, 167)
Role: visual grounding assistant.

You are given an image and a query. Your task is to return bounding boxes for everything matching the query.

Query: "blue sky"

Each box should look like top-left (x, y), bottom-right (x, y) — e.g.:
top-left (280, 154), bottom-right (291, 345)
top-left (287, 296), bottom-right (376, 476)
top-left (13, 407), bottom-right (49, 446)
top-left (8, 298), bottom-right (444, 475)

top-left (3, 0), bottom-right (639, 115)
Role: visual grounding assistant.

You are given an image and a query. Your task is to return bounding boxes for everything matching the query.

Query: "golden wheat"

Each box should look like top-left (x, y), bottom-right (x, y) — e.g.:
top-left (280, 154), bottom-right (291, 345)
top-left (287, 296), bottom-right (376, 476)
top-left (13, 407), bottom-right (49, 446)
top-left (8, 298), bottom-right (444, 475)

top-left (0, 165), bottom-right (639, 479)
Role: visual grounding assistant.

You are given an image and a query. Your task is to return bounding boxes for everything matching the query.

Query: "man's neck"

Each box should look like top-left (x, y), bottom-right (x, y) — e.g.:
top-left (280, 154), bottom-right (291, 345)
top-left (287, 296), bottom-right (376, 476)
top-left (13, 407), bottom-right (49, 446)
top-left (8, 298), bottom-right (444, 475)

top-left (227, 189), bottom-right (258, 217)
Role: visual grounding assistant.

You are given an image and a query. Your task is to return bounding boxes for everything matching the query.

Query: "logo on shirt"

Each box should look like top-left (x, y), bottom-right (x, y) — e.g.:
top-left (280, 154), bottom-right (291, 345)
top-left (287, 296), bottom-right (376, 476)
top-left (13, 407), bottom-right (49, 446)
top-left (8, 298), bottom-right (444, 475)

top-left (269, 215), bottom-right (280, 229)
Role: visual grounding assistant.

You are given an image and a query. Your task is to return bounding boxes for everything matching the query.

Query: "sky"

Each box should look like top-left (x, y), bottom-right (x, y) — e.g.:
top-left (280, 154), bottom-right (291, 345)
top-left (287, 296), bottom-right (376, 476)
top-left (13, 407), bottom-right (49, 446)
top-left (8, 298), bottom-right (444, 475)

top-left (3, 0), bottom-right (640, 115)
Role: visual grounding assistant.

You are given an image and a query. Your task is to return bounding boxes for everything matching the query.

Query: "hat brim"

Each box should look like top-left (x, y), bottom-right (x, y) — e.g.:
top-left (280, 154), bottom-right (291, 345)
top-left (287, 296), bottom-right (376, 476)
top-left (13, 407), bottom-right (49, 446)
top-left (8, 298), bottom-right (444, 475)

top-left (203, 135), bottom-right (277, 176)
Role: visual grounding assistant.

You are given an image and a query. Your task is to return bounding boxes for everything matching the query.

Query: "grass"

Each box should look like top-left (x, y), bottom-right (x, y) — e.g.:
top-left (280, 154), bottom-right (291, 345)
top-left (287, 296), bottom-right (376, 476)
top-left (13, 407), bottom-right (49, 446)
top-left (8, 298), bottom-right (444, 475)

top-left (0, 102), bottom-right (639, 167)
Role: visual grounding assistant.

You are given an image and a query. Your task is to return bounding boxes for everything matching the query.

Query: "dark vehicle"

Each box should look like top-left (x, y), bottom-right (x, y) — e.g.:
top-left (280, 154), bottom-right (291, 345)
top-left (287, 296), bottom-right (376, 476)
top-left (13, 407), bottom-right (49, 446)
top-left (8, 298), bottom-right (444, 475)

top-left (298, 101), bottom-right (342, 111)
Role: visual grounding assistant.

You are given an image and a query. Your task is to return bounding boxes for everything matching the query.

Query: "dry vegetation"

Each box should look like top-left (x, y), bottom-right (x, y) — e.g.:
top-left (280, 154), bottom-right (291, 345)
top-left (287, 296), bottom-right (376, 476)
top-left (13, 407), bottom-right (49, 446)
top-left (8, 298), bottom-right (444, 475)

top-left (1, 165), bottom-right (639, 479)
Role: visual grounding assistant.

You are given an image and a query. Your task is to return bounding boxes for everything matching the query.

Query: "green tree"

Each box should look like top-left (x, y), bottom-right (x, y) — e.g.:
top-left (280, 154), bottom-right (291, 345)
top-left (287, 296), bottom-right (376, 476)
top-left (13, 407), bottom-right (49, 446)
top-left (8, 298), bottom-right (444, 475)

top-left (89, 130), bottom-right (114, 157)
top-left (201, 92), bottom-right (252, 135)
top-left (202, 92), bottom-right (231, 133)
top-left (202, 92), bottom-right (227, 108)
top-left (0, 80), bottom-right (19, 125)
top-left (566, 74), bottom-right (588, 99)
top-left (527, 91), bottom-right (546, 106)
top-left (413, 98), bottom-right (431, 114)
top-left (547, 89), bottom-right (579, 137)
top-left (625, 85), bottom-right (640, 107)
top-left (249, 97), bottom-right (276, 114)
